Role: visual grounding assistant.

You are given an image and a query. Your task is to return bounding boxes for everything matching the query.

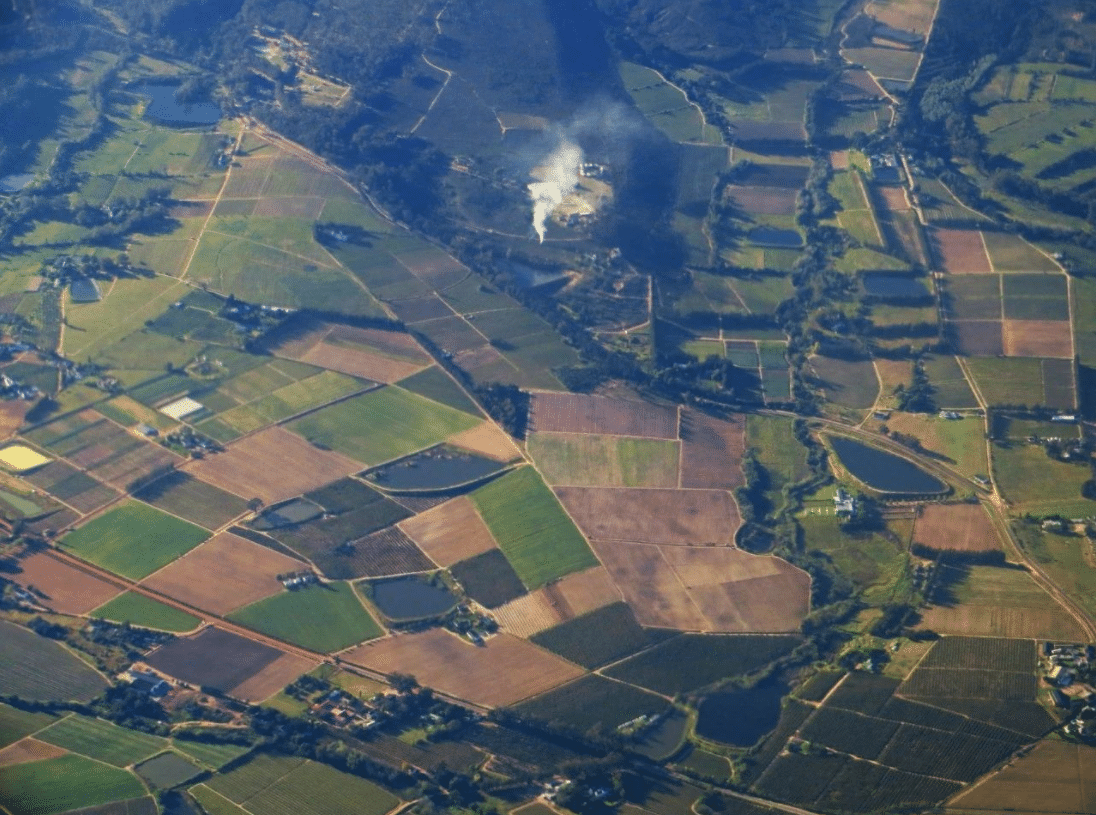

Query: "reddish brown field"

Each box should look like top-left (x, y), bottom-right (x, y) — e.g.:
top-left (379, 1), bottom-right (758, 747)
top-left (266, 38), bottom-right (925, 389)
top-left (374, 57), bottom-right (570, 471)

top-left (14, 552), bottom-right (121, 614)
top-left (300, 343), bottom-right (424, 382)
top-left (951, 320), bottom-right (1004, 356)
top-left (447, 424), bottom-right (519, 462)
top-left (555, 487), bottom-right (740, 544)
top-left (912, 504), bottom-right (1001, 553)
top-left (531, 393), bottom-right (679, 439)
top-left (252, 196), bottom-right (326, 218)
top-left (679, 409), bottom-right (746, 489)
top-left (270, 320), bottom-right (431, 382)
top-left (932, 228), bottom-right (992, 274)
top-left (1003, 319), bottom-right (1073, 358)
top-left (948, 740), bottom-right (1096, 813)
top-left (829, 151), bottom-right (850, 170)
top-left (143, 532), bottom-right (304, 615)
top-left (549, 565), bottom-right (621, 618)
top-left (228, 652), bottom-right (318, 702)
top-left (0, 400), bottom-right (33, 440)
top-left (343, 630), bottom-right (584, 707)
top-left (878, 186), bottom-right (910, 211)
top-left (398, 496), bottom-right (498, 567)
top-left (588, 540), bottom-right (709, 631)
top-left (394, 249), bottom-right (470, 288)
top-left (0, 739), bottom-right (68, 768)
top-left (87, 442), bottom-right (182, 490)
top-left (727, 186), bottom-right (799, 216)
top-left (492, 591), bottom-right (566, 637)
top-left (185, 426), bottom-right (360, 504)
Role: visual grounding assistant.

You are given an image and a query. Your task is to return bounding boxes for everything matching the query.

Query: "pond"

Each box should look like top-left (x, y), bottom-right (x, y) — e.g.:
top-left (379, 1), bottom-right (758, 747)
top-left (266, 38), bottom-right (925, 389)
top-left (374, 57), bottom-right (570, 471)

top-left (862, 274), bottom-right (930, 300)
top-left (695, 676), bottom-right (788, 747)
top-left (749, 226), bottom-right (803, 248)
top-left (139, 83), bottom-right (221, 126)
top-left (631, 709), bottom-right (689, 760)
top-left (363, 445), bottom-right (504, 491)
top-left (829, 436), bottom-right (947, 495)
top-left (69, 279), bottom-right (101, 303)
top-left (368, 575), bottom-right (457, 621)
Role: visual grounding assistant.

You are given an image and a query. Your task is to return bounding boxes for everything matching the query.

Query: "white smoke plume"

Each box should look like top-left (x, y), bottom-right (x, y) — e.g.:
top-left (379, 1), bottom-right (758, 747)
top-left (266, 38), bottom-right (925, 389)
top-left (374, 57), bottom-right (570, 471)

top-left (527, 139), bottom-right (583, 243)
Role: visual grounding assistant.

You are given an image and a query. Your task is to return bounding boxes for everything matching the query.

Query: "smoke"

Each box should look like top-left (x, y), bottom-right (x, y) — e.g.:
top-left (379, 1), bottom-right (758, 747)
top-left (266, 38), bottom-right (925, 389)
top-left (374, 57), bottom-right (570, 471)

top-left (527, 139), bottom-right (583, 243)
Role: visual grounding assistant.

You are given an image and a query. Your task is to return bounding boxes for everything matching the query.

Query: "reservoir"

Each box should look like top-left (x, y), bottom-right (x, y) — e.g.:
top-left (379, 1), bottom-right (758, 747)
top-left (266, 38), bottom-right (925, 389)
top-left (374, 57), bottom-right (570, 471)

top-left (695, 677), bottom-right (788, 747)
top-left (140, 84), bottom-right (221, 126)
top-left (862, 274), bottom-right (930, 300)
top-left (369, 575), bottom-right (457, 621)
top-left (363, 446), bottom-right (504, 491)
top-left (749, 226), bottom-right (803, 248)
top-left (829, 436), bottom-right (946, 494)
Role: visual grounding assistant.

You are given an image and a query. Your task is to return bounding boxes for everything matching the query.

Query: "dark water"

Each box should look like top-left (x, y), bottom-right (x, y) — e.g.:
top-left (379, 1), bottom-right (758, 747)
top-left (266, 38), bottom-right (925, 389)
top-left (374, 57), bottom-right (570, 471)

top-left (749, 226), bottom-right (803, 248)
top-left (632, 709), bottom-right (688, 760)
top-left (695, 677), bottom-right (788, 747)
top-left (140, 84), bottom-right (221, 126)
top-left (364, 446), bottom-right (503, 491)
top-left (69, 279), bottom-right (100, 302)
top-left (863, 274), bottom-right (929, 299)
top-left (370, 576), bottom-right (457, 620)
top-left (830, 436), bottom-right (946, 494)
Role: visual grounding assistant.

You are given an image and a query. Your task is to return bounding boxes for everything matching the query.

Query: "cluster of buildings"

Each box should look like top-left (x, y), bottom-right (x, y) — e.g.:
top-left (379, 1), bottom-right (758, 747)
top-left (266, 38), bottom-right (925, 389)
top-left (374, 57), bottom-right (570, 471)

top-left (309, 688), bottom-right (375, 729)
top-left (281, 571), bottom-right (318, 590)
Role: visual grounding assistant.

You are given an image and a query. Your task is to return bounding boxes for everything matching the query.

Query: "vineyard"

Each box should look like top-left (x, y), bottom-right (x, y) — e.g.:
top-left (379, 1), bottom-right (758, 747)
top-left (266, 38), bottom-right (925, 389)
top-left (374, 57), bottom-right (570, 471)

top-left (826, 673), bottom-right (900, 715)
top-left (900, 667), bottom-right (1035, 700)
top-left (877, 724), bottom-right (1017, 781)
top-left (918, 636), bottom-right (1035, 672)
top-left (799, 707), bottom-right (900, 760)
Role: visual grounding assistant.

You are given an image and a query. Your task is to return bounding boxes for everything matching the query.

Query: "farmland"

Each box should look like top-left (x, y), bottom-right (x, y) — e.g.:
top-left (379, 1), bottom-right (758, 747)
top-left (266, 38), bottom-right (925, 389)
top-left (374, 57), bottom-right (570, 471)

top-left (0, 620), bottom-right (107, 702)
top-left (470, 466), bottom-right (597, 589)
top-left (529, 392), bottom-right (679, 438)
top-left (911, 503), bottom-right (1001, 554)
top-left (527, 433), bottom-right (681, 487)
top-left (880, 414), bottom-right (988, 479)
top-left (948, 740), bottom-right (1096, 813)
top-left (134, 751), bottom-right (202, 789)
top-left (90, 591), bottom-right (201, 633)
top-left (0, 754), bottom-right (146, 815)
top-left (398, 496), bottom-right (498, 567)
top-left (228, 582), bottom-right (382, 653)
top-left (59, 501), bottom-right (210, 580)
top-left (133, 472), bottom-right (249, 529)
top-left (530, 602), bottom-right (664, 668)
top-left (11, 552), bottom-right (121, 615)
top-left (449, 549), bottom-right (527, 608)
top-left (517, 674), bottom-right (672, 730)
top-left (37, 715), bottom-right (167, 767)
top-left (144, 627), bottom-right (283, 694)
top-left (556, 487), bottom-right (740, 545)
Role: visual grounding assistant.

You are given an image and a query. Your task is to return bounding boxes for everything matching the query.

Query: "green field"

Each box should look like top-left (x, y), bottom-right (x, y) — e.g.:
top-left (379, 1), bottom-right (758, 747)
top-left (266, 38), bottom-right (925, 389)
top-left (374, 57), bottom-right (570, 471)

top-left (0, 620), bottom-right (107, 702)
top-left (516, 674), bottom-right (671, 730)
top-left (190, 785), bottom-right (250, 815)
top-left (229, 582), bottom-right (382, 653)
top-left (134, 750), bottom-right (203, 789)
top-left (992, 443), bottom-right (1094, 508)
top-left (38, 714), bottom-right (167, 767)
top-left (396, 366), bottom-right (483, 417)
top-left (59, 501), bottom-right (210, 580)
top-left (619, 62), bottom-right (721, 144)
top-left (0, 703), bottom-right (57, 749)
top-left (1019, 523), bottom-right (1096, 619)
top-left (882, 413), bottom-right (989, 480)
top-left (91, 591), bottom-right (202, 633)
top-left (527, 433), bottom-right (681, 487)
top-left (171, 736), bottom-right (252, 770)
top-left (288, 385), bottom-right (480, 466)
top-left (213, 370), bottom-right (365, 435)
top-left (798, 513), bottom-right (910, 603)
top-left (746, 414), bottom-right (811, 519)
top-left (982, 232), bottom-right (1060, 272)
top-left (922, 354), bottom-right (979, 408)
top-left (62, 276), bottom-right (187, 364)
top-left (207, 753), bottom-right (306, 803)
top-left (470, 466), bottom-right (598, 589)
top-left (604, 634), bottom-right (801, 695)
top-left (0, 753), bottom-right (145, 815)
top-left (964, 358), bottom-right (1045, 407)
top-left (531, 602), bottom-right (670, 669)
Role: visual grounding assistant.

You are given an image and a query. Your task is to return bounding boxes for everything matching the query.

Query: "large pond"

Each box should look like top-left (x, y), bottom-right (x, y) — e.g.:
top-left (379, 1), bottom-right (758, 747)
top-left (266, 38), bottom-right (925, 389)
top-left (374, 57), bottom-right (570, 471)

top-left (862, 274), bottom-right (930, 300)
top-left (830, 436), bottom-right (946, 495)
top-left (369, 575), bottom-right (457, 621)
top-left (140, 83), bottom-right (221, 126)
top-left (749, 226), bottom-right (803, 248)
top-left (695, 677), bottom-right (788, 747)
top-left (363, 446), bottom-right (504, 491)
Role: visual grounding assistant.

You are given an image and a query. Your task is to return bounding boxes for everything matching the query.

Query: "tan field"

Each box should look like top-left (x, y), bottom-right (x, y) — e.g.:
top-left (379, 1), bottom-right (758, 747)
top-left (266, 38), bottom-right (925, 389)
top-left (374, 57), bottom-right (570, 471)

top-left (447, 423), bottom-right (520, 462)
top-left (548, 566), bottom-right (621, 618)
top-left (947, 739), bottom-right (1096, 813)
top-left (228, 652), bottom-right (319, 702)
top-left (398, 496), bottom-right (498, 567)
top-left (185, 426), bottom-right (360, 504)
top-left (1003, 319), bottom-right (1073, 359)
top-left (343, 630), bottom-right (584, 707)
top-left (0, 739), bottom-right (68, 768)
top-left (143, 532), bottom-right (304, 615)
top-left (15, 552), bottom-right (121, 614)
top-left (589, 540), bottom-right (709, 631)
top-left (933, 228), bottom-right (992, 274)
top-left (530, 392), bottom-right (679, 438)
top-left (912, 504), bottom-right (1001, 553)
top-left (555, 487), bottom-right (740, 544)
top-left (270, 319), bottom-right (431, 383)
top-left (492, 592), bottom-right (566, 637)
top-left (679, 409), bottom-right (746, 490)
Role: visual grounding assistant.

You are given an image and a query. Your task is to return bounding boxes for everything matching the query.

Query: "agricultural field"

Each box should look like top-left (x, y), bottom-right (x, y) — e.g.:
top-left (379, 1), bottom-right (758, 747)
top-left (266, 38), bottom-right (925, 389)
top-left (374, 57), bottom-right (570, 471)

top-left (398, 496), bottom-right (498, 567)
top-left (491, 565), bottom-right (622, 637)
top-left (992, 443), bottom-right (1092, 508)
top-left (343, 629), bottom-right (584, 707)
top-left (228, 582), bottom-right (382, 653)
top-left (265, 318), bottom-right (432, 383)
top-left (556, 487), bottom-right (739, 545)
top-left (529, 392), bottom-right (679, 438)
top-left (143, 532), bottom-right (304, 616)
top-left (58, 501), bottom-right (210, 580)
top-left (798, 512), bottom-right (909, 604)
top-left (809, 355), bottom-right (879, 410)
top-left (0, 753), bottom-right (146, 815)
top-left (679, 409), bottom-right (746, 490)
top-left (471, 466), bottom-right (597, 589)
top-left (37, 715), bottom-right (167, 768)
top-left (529, 602), bottom-right (665, 668)
top-left (527, 433), bottom-right (681, 488)
top-left (134, 751), bottom-right (202, 789)
top-left (879, 413), bottom-right (988, 479)
top-left (144, 627), bottom-right (285, 694)
top-left (619, 61), bottom-right (722, 144)
top-left (947, 739), bottom-right (1096, 813)
top-left (911, 504), bottom-right (1001, 555)
top-left (1018, 523), bottom-right (1096, 622)
top-left (11, 552), bottom-right (121, 615)
top-left (449, 549), bottom-right (527, 609)
top-left (965, 357), bottom-right (1068, 407)
top-left (90, 592), bottom-right (201, 633)
top-left (604, 634), bottom-right (801, 695)
top-left (0, 620), bottom-right (107, 702)
top-left (516, 674), bottom-right (671, 731)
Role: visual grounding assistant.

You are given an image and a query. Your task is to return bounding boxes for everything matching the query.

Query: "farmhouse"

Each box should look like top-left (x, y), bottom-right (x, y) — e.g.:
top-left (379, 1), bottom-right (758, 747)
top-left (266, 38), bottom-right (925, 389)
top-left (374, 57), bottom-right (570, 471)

top-left (834, 489), bottom-right (857, 516)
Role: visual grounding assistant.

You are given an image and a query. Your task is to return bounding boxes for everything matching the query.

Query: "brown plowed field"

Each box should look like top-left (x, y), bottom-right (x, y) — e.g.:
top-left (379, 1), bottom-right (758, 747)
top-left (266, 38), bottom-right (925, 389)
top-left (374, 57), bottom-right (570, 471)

top-left (185, 426), bottom-right (360, 505)
top-left (0, 401), bottom-right (33, 440)
top-left (550, 566), bottom-right (621, 617)
top-left (14, 552), bottom-right (121, 614)
top-left (447, 423), bottom-right (519, 462)
top-left (228, 652), bottom-right (318, 702)
top-left (830, 151), bottom-right (849, 170)
top-left (300, 343), bottom-right (423, 382)
top-left (142, 532), bottom-right (303, 615)
top-left (342, 629), bottom-right (583, 707)
top-left (252, 196), bottom-right (326, 218)
top-left (492, 592), bottom-right (566, 638)
top-left (388, 295), bottom-right (453, 324)
top-left (394, 249), bottom-right (469, 286)
top-left (951, 320), bottom-right (1004, 356)
top-left (1003, 319), bottom-right (1073, 358)
top-left (270, 320), bottom-right (430, 382)
top-left (88, 442), bottom-right (181, 490)
top-left (878, 186), bottom-right (910, 210)
top-left (912, 504), bottom-right (1001, 553)
top-left (0, 738), bottom-right (68, 767)
top-left (918, 604), bottom-right (1086, 641)
top-left (932, 228), bottom-right (991, 274)
top-left (948, 740), bottom-right (1096, 813)
top-left (530, 392), bottom-right (678, 438)
top-left (588, 540), bottom-right (709, 631)
top-left (555, 487), bottom-right (740, 544)
top-left (679, 409), bottom-right (746, 489)
top-left (398, 496), bottom-right (498, 567)
top-left (727, 186), bottom-right (799, 216)
top-left (145, 627), bottom-right (284, 692)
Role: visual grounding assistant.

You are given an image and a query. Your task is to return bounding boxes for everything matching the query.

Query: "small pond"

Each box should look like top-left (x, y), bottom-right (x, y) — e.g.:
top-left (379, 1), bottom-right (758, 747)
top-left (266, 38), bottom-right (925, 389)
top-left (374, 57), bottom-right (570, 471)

top-left (69, 279), bottom-right (101, 303)
top-left (140, 83), bottom-right (221, 126)
top-left (829, 436), bottom-right (946, 495)
top-left (862, 274), bottom-right (930, 300)
top-left (749, 226), bottom-right (803, 248)
top-left (695, 676), bottom-right (789, 747)
top-left (363, 445), bottom-right (504, 491)
top-left (631, 709), bottom-right (689, 760)
top-left (369, 575), bottom-right (457, 621)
